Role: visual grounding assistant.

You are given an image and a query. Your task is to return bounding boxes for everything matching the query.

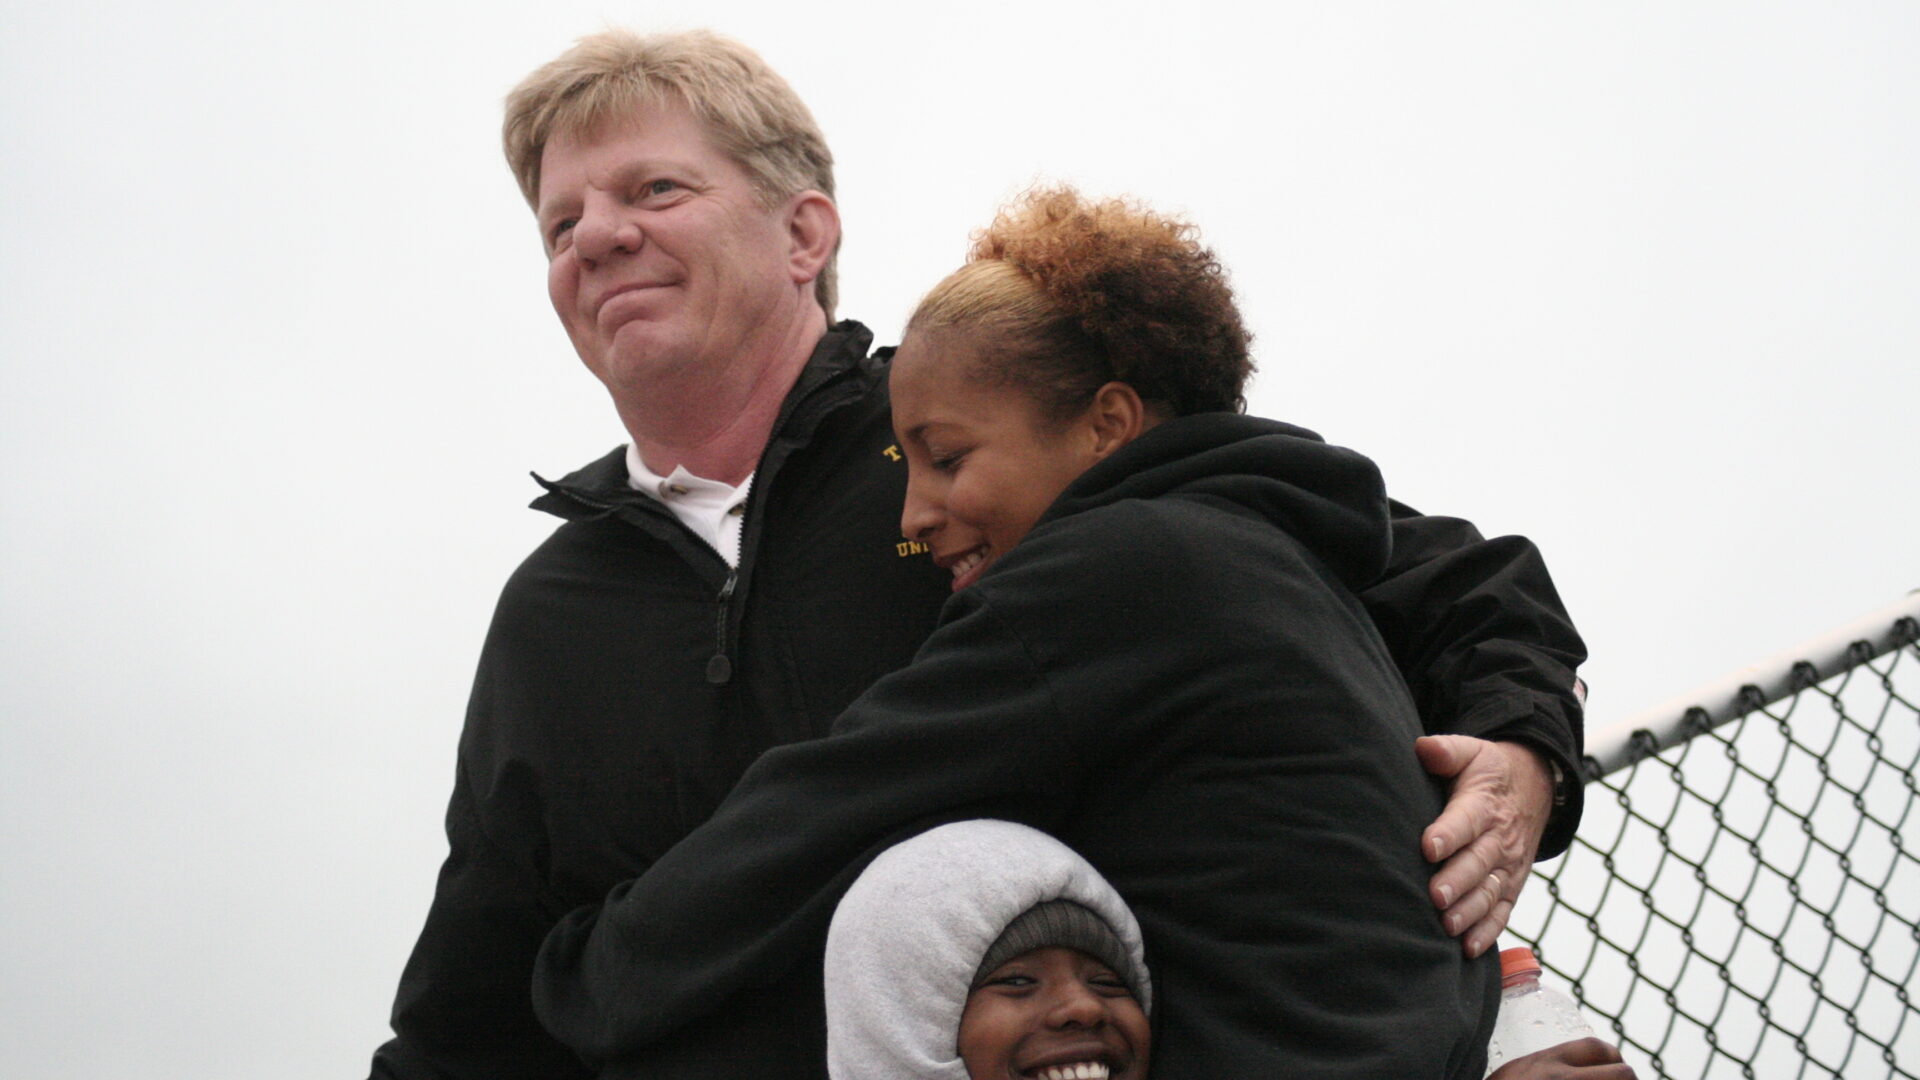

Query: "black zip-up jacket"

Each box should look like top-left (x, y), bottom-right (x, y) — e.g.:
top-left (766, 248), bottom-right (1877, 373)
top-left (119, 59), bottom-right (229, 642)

top-left (371, 323), bottom-right (1585, 1079)
top-left (534, 413), bottom-right (1501, 1078)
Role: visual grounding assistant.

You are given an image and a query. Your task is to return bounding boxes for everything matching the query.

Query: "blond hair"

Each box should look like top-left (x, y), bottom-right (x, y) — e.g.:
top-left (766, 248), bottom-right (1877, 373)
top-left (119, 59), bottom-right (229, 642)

top-left (504, 29), bottom-right (839, 315)
top-left (908, 188), bottom-right (1253, 418)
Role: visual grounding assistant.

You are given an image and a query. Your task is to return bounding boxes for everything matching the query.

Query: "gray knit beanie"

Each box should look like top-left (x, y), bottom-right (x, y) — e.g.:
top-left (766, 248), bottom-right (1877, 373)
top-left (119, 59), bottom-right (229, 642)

top-left (971, 899), bottom-right (1144, 1001)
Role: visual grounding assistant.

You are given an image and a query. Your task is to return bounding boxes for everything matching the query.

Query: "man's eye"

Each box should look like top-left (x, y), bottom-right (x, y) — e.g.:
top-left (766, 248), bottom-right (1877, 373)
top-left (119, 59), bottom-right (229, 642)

top-left (547, 219), bottom-right (577, 248)
top-left (644, 179), bottom-right (679, 197)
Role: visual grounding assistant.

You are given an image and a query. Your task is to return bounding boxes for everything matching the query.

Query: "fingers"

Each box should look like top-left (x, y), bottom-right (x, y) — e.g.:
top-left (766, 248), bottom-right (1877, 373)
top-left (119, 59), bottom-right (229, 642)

top-left (1460, 894), bottom-right (1515, 958)
top-left (1430, 824), bottom-right (1532, 952)
top-left (1437, 846), bottom-right (1527, 941)
top-left (1427, 784), bottom-right (1509, 902)
top-left (1554, 1038), bottom-right (1626, 1066)
top-left (1486, 1037), bottom-right (1637, 1080)
top-left (1421, 736), bottom-right (1551, 951)
top-left (1429, 830), bottom-right (1495, 910)
top-left (1449, 866), bottom-right (1506, 944)
top-left (1424, 806), bottom-right (1479, 868)
top-left (1416, 734), bottom-right (1481, 781)
top-left (1426, 737), bottom-right (1548, 874)
top-left (1422, 772), bottom-right (1497, 866)
top-left (1487, 1059), bottom-right (1637, 1080)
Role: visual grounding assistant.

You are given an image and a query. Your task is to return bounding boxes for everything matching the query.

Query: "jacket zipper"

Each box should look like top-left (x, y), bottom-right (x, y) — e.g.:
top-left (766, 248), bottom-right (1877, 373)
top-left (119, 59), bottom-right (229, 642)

top-left (706, 568), bottom-right (737, 685)
top-left (540, 330), bottom-right (873, 690)
top-left (543, 483), bottom-right (740, 685)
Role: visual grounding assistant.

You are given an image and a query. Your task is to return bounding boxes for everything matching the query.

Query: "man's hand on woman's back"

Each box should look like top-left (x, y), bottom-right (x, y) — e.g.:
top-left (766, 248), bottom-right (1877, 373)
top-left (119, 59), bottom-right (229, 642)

top-left (1417, 735), bottom-right (1556, 956)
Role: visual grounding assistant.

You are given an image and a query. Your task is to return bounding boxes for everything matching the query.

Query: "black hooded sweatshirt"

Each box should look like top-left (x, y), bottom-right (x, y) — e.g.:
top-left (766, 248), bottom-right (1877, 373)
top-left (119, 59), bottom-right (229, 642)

top-left (533, 413), bottom-right (1500, 1079)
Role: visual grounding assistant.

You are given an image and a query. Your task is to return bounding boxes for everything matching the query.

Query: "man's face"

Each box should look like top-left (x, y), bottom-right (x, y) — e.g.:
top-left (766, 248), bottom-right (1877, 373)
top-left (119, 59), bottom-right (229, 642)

top-left (536, 100), bottom-right (808, 399)
top-left (957, 946), bottom-right (1151, 1080)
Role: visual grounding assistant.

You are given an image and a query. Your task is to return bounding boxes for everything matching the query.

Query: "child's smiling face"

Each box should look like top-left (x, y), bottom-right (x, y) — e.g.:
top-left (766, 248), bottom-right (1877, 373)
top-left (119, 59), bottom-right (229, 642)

top-left (957, 946), bottom-right (1150, 1080)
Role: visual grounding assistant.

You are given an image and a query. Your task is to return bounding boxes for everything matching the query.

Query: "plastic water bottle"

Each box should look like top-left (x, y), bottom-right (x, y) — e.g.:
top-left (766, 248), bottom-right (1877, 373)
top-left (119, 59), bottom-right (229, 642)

top-left (1484, 946), bottom-right (1595, 1076)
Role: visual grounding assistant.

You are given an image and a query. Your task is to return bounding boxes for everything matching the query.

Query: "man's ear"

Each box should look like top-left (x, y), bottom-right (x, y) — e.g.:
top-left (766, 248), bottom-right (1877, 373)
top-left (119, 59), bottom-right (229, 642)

top-left (1085, 381), bottom-right (1152, 460)
top-left (785, 191), bottom-right (840, 285)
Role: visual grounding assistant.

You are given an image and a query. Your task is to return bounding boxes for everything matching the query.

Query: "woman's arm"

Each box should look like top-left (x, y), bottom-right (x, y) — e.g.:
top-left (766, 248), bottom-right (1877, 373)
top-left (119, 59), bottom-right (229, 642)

top-left (530, 590), bottom-right (1076, 1064)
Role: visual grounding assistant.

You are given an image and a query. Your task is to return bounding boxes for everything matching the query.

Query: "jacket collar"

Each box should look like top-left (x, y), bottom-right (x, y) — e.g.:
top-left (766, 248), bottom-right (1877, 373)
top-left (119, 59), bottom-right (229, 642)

top-left (530, 321), bottom-right (879, 522)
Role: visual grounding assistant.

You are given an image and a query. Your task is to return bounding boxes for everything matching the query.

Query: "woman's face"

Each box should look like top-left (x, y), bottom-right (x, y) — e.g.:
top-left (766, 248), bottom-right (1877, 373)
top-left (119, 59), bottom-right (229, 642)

top-left (890, 333), bottom-right (1119, 593)
top-left (957, 946), bottom-right (1151, 1080)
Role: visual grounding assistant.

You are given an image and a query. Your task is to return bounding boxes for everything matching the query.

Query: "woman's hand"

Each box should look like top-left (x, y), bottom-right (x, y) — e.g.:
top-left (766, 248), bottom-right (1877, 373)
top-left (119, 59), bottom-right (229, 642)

top-left (1488, 1037), bottom-right (1636, 1079)
top-left (1415, 735), bottom-right (1555, 957)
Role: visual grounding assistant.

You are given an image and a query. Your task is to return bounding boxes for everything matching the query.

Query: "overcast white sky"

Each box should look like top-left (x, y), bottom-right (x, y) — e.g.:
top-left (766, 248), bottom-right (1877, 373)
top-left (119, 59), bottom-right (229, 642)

top-left (2, 1), bottom-right (1915, 1076)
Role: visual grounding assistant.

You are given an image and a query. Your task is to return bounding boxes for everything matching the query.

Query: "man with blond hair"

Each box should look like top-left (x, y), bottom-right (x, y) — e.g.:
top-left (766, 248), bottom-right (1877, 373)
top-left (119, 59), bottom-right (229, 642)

top-left (370, 28), bottom-right (1588, 1079)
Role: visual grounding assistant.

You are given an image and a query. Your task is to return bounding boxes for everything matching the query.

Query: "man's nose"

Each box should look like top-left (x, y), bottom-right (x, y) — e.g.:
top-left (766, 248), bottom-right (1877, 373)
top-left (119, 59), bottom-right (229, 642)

top-left (573, 202), bottom-right (643, 266)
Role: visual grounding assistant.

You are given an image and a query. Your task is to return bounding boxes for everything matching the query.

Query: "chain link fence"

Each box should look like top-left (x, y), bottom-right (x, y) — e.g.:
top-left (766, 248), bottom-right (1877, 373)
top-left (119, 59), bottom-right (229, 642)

top-left (1508, 594), bottom-right (1920, 1078)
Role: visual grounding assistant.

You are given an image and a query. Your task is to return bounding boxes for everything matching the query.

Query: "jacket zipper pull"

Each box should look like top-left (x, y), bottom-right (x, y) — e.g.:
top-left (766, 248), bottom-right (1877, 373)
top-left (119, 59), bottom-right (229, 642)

top-left (706, 569), bottom-right (737, 685)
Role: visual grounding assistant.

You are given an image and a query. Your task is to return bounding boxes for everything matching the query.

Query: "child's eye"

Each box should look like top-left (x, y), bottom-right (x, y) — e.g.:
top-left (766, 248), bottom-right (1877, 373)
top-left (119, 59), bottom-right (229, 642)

top-left (929, 450), bottom-right (967, 471)
top-left (547, 219), bottom-right (577, 250)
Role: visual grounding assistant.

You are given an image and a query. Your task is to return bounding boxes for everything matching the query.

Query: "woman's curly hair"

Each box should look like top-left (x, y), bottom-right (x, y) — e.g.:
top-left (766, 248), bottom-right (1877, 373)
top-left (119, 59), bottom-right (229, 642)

top-left (907, 187), bottom-right (1254, 419)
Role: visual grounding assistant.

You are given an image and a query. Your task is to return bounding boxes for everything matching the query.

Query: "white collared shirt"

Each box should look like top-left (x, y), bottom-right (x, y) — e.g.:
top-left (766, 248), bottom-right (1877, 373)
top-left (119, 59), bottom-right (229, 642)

top-left (625, 444), bottom-right (753, 567)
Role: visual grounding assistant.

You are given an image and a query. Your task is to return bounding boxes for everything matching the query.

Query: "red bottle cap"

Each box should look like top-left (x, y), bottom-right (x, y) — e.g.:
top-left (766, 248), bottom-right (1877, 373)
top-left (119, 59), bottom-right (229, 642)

top-left (1499, 946), bottom-right (1542, 980)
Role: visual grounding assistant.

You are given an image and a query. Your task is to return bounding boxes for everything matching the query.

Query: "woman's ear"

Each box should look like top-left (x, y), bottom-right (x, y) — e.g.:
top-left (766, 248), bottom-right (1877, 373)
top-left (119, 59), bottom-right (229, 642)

top-left (1085, 382), bottom-right (1151, 460)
